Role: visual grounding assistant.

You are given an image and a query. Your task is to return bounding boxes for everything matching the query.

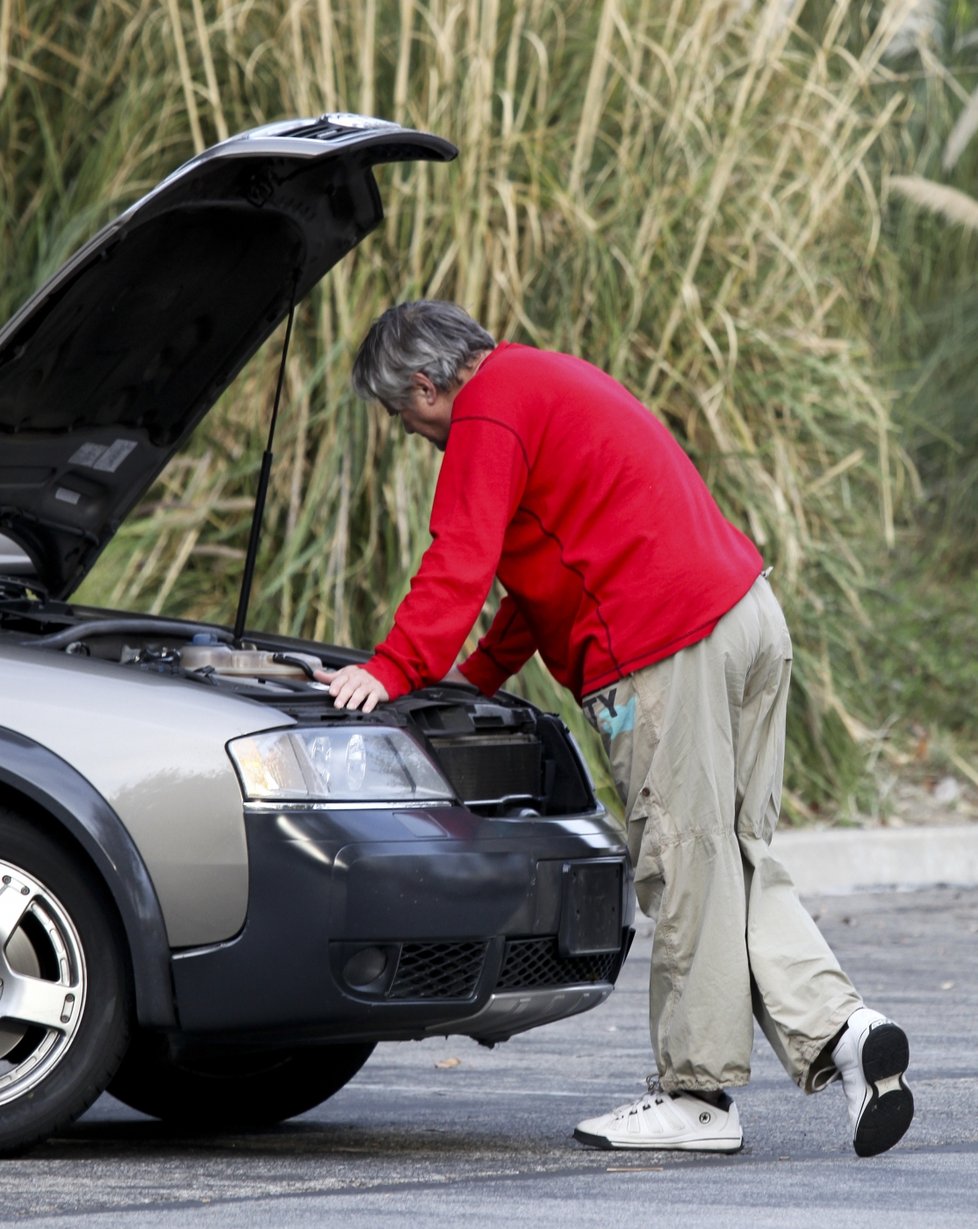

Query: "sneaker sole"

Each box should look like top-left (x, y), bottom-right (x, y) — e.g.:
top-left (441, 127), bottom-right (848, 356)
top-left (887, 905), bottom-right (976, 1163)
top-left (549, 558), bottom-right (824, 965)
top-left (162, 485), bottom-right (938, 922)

top-left (853, 1022), bottom-right (914, 1158)
top-left (573, 1127), bottom-right (743, 1154)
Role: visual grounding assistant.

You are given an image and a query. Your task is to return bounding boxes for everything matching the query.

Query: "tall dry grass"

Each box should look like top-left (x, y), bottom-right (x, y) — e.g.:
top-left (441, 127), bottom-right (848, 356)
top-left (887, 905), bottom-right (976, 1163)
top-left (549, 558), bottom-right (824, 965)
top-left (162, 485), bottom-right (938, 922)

top-left (1, 0), bottom-right (929, 815)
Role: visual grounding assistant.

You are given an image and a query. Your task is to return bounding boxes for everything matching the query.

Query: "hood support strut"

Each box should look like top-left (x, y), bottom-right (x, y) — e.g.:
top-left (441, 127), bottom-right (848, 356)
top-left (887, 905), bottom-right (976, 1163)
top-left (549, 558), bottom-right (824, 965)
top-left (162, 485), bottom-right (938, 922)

top-left (233, 300), bottom-right (296, 645)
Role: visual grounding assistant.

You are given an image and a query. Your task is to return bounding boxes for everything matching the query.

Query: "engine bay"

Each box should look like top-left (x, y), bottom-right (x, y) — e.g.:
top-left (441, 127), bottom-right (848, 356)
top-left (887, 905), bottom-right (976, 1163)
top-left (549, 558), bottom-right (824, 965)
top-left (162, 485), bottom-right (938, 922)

top-left (0, 584), bottom-right (599, 818)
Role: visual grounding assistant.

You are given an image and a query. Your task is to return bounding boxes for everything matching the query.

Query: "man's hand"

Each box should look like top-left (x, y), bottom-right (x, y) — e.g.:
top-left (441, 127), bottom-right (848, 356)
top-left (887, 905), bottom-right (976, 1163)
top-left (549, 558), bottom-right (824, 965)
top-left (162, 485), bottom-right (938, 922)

top-left (314, 664), bottom-right (390, 712)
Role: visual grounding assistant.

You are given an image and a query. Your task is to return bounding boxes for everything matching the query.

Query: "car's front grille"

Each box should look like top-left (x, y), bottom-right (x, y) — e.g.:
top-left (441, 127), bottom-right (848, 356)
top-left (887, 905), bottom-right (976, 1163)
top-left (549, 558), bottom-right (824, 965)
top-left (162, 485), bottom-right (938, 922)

top-left (388, 941), bottom-right (488, 999)
top-left (428, 734), bottom-right (542, 805)
top-left (497, 937), bottom-right (619, 989)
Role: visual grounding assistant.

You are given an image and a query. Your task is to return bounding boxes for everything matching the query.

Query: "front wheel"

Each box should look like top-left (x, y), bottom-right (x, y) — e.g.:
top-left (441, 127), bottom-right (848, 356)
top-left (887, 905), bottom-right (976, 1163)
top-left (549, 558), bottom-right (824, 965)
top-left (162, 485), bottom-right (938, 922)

top-left (109, 1036), bottom-right (376, 1129)
top-left (0, 810), bottom-right (131, 1155)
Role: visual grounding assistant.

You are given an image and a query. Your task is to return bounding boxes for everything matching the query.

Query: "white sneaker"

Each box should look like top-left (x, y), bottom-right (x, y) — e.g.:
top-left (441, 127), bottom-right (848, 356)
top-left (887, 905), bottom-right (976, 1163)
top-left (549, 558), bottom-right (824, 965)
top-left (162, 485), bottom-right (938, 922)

top-left (574, 1079), bottom-right (742, 1152)
top-left (831, 1006), bottom-right (913, 1157)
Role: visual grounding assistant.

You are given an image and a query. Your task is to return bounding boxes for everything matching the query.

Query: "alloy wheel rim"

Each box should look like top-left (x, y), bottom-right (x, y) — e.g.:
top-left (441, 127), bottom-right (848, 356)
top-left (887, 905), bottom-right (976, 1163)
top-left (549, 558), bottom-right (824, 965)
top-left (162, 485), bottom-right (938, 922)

top-left (0, 861), bottom-right (87, 1103)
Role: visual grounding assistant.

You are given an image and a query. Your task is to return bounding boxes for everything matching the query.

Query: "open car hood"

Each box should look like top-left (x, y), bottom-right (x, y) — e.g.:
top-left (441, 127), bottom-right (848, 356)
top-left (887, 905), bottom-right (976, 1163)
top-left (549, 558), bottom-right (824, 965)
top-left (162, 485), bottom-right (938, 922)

top-left (0, 114), bottom-right (456, 599)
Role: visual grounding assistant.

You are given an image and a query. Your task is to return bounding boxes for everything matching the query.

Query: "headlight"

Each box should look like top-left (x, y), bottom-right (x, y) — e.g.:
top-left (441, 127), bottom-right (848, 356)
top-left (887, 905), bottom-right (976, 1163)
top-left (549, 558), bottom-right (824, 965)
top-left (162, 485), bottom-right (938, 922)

top-left (227, 726), bottom-right (454, 802)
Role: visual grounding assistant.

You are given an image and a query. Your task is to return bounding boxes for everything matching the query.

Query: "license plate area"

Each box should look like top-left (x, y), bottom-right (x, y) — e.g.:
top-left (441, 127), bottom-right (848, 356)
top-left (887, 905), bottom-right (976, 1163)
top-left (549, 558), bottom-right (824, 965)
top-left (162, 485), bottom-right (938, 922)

top-left (558, 860), bottom-right (622, 956)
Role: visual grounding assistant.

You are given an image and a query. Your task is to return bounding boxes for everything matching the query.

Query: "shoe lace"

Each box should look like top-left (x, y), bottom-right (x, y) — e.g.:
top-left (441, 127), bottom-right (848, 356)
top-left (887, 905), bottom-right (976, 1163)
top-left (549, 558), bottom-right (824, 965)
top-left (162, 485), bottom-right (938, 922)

top-left (609, 1075), bottom-right (664, 1120)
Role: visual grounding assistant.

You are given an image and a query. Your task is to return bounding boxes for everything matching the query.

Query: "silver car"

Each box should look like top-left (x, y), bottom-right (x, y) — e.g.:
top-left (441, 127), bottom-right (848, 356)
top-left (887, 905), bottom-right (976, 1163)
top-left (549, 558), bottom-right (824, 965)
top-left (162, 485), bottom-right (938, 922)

top-left (0, 114), bottom-right (633, 1154)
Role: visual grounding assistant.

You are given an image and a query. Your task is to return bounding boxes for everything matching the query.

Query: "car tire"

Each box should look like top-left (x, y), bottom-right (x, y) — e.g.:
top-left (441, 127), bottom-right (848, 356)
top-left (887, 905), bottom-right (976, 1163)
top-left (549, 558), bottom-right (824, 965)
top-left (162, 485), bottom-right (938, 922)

top-left (109, 1035), bottom-right (376, 1129)
top-left (0, 809), bottom-right (131, 1155)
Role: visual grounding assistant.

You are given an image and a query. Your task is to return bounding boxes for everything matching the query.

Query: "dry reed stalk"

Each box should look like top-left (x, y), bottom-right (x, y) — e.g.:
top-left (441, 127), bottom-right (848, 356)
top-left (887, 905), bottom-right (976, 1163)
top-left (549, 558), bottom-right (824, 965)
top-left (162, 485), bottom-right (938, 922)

top-left (568, 0), bottom-right (617, 197)
top-left (358, 0), bottom-right (378, 117)
top-left (189, 0), bottom-right (228, 141)
top-left (0, 0), bottom-right (11, 97)
top-left (165, 0), bottom-right (204, 152)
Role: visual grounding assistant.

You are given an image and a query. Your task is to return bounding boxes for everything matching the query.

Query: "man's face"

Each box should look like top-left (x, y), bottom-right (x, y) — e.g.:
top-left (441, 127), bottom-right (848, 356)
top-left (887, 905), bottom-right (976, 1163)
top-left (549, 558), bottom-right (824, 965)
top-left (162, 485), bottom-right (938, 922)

top-left (389, 373), bottom-right (455, 450)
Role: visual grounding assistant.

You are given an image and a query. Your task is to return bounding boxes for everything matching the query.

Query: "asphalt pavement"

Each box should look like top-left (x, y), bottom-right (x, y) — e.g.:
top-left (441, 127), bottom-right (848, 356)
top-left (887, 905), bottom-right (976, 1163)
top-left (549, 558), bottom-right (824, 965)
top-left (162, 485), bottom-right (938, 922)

top-left (0, 824), bottom-right (975, 1227)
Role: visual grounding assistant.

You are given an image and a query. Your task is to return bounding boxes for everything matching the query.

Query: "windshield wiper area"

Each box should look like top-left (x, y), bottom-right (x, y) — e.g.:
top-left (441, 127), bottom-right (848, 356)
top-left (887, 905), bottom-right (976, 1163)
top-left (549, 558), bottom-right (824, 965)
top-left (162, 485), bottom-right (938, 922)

top-left (0, 576), bottom-right (47, 606)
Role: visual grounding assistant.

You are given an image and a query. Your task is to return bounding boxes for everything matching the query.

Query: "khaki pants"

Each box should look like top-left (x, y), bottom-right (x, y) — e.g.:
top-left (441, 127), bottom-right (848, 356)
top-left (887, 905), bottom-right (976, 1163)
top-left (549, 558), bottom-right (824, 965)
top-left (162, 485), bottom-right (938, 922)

top-left (583, 575), bottom-right (860, 1093)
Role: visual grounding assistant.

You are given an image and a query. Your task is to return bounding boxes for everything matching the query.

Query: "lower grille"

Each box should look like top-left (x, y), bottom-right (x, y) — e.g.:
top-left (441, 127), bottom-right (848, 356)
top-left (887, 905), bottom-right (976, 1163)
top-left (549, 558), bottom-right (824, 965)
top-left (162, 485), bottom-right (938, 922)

top-left (346, 934), bottom-right (620, 1001)
top-left (388, 941), bottom-right (488, 999)
top-left (498, 936), bottom-right (619, 989)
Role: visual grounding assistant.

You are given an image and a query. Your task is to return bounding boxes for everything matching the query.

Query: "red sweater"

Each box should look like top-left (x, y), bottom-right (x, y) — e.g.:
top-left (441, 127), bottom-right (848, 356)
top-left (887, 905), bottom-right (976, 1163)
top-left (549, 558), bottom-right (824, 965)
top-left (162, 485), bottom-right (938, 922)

top-left (364, 342), bottom-right (763, 703)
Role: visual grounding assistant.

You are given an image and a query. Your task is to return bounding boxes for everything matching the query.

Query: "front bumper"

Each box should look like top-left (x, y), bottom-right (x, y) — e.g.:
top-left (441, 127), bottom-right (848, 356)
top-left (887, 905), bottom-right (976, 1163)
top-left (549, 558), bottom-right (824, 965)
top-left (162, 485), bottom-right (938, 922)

top-left (170, 803), bottom-right (634, 1043)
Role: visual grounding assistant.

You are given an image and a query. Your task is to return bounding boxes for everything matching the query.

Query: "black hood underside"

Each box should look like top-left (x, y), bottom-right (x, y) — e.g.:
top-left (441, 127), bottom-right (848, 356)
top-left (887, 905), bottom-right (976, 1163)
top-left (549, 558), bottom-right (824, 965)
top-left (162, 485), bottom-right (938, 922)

top-left (0, 115), bottom-right (456, 598)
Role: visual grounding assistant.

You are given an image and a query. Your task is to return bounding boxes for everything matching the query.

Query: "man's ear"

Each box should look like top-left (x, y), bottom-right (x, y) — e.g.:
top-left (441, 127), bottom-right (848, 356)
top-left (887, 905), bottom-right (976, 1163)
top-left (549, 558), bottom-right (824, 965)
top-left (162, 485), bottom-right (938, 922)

top-left (412, 371), bottom-right (437, 403)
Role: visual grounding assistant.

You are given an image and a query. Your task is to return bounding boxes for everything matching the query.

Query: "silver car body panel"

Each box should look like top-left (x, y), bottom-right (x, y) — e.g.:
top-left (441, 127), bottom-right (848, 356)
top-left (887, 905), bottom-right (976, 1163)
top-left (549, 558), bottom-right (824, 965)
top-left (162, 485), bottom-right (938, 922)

top-left (0, 642), bottom-right (294, 944)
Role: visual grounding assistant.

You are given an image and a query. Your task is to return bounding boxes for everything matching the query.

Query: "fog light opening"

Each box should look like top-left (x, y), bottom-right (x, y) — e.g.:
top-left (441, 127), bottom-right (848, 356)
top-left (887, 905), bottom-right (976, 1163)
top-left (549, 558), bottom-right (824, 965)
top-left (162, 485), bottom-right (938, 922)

top-left (343, 946), bottom-right (392, 991)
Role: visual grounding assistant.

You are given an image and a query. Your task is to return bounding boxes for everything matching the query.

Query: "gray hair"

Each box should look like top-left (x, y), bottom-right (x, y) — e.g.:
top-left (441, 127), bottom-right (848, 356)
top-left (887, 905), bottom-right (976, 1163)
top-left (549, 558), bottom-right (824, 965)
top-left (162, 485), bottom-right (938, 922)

top-left (351, 301), bottom-right (496, 410)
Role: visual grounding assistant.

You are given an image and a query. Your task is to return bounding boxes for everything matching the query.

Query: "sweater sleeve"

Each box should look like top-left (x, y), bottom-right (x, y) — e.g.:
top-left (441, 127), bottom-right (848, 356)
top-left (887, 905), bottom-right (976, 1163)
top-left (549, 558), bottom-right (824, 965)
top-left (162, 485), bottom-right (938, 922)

top-left (363, 416), bottom-right (529, 699)
top-left (457, 596), bottom-right (538, 695)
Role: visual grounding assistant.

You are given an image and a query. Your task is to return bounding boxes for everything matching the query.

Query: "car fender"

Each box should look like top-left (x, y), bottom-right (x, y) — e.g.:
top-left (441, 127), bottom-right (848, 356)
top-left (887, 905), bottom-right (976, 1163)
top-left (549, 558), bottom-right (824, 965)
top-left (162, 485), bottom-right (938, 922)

top-left (0, 726), bottom-right (176, 1028)
top-left (0, 644), bottom-right (293, 945)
